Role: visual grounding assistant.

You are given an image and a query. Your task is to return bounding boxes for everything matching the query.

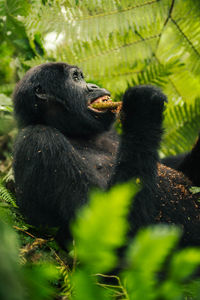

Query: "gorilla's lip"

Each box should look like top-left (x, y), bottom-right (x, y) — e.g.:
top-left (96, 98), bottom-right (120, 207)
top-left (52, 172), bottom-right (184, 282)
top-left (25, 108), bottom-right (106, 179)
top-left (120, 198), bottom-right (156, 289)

top-left (88, 95), bottom-right (112, 113)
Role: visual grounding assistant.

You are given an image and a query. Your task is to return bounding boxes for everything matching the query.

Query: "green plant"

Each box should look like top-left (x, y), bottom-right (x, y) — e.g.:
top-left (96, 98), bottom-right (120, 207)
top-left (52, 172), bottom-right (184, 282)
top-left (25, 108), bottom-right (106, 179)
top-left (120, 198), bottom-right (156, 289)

top-left (0, 218), bottom-right (58, 300)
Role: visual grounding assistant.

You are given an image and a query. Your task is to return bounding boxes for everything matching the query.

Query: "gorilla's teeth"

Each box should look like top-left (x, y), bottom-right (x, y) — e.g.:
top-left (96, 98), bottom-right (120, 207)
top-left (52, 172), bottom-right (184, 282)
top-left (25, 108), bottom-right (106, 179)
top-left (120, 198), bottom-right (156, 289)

top-left (93, 95), bottom-right (111, 103)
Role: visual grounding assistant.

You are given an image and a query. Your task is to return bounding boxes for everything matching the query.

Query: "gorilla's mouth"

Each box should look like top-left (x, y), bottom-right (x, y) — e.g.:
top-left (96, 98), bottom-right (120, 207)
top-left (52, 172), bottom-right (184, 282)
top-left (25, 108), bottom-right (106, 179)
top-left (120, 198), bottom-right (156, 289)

top-left (88, 95), bottom-right (113, 112)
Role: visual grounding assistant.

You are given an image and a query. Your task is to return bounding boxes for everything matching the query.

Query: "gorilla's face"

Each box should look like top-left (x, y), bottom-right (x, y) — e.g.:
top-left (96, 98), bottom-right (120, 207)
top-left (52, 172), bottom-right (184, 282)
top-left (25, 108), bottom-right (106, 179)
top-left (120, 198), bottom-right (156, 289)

top-left (13, 62), bottom-right (116, 136)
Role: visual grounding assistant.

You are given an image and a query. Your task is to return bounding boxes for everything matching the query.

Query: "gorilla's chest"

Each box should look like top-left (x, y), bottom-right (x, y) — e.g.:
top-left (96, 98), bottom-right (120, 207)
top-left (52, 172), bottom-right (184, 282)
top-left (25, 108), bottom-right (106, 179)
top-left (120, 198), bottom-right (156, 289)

top-left (69, 134), bottom-right (118, 188)
top-left (80, 149), bottom-right (114, 174)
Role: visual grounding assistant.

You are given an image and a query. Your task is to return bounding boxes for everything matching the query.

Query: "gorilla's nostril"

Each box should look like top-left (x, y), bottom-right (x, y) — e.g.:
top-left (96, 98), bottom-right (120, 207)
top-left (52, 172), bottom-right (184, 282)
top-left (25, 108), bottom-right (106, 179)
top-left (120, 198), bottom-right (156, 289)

top-left (87, 83), bottom-right (99, 91)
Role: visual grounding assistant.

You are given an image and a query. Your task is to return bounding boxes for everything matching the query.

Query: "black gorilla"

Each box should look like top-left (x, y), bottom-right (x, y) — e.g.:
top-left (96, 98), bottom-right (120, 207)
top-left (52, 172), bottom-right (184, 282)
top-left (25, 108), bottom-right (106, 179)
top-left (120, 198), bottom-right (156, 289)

top-left (13, 62), bottom-right (200, 246)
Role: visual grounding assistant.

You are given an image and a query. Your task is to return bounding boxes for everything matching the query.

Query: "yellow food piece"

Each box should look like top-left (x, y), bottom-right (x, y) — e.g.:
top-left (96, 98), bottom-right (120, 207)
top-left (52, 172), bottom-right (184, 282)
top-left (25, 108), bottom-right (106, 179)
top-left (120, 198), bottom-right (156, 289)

top-left (91, 101), bottom-right (122, 110)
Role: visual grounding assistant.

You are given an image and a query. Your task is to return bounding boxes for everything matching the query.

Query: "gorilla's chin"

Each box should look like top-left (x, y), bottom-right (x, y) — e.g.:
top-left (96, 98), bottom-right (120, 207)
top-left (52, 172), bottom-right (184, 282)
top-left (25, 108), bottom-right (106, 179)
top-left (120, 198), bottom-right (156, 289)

top-left (74, 111), bottom-right (116, 137)
top-left (88, 109), bottom-right (116, 133)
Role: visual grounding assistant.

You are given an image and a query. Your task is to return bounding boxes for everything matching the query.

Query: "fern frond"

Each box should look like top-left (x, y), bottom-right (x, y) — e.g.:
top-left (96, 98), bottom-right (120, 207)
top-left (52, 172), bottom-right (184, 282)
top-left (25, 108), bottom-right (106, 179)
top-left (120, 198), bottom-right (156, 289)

top-left (25, 0), bottom-right (167, 39)
top-left (129, 59), bottom-right (181, 87)
top-left (0, 182), bottom-right (17, 208)
top-left (19, 0), bottom-right (200, 103)
top-left (158, 19), bottom-right (200, 77)
top-left (161, 97), bottom-right (200, 157)
top-left (59, 266), bottom-right (72, 298)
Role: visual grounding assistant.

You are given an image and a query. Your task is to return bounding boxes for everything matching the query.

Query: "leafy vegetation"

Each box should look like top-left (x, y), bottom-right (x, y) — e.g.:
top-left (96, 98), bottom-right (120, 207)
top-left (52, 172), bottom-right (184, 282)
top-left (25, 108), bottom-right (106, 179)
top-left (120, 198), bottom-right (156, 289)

top-left (0, 0), bottom-right (200, 299)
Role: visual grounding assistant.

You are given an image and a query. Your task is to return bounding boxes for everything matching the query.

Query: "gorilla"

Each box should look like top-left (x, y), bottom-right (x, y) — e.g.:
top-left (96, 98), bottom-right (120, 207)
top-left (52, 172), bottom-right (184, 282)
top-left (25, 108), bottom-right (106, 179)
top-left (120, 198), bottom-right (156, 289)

top-left (13, 62), bottom-right (200, 246)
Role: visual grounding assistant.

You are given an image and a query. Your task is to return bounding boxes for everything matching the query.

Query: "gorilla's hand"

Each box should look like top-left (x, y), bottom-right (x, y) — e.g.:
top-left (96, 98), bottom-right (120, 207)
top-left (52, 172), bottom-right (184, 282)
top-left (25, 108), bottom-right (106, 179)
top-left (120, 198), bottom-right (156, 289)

top-left (121, 85), bottom-right (167, 132)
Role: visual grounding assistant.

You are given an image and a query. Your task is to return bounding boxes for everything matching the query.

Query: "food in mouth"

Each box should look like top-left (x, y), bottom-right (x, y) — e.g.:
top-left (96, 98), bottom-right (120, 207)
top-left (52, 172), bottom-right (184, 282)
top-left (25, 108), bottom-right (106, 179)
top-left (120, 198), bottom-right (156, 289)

top-left (89, 95), bottom-right (122, 112)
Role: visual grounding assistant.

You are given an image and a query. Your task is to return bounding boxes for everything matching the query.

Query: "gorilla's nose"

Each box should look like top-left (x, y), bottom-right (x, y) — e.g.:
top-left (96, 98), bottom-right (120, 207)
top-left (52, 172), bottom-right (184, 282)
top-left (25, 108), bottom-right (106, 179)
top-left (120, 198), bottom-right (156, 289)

top-left (86, 83), bottom-right (111, 98)
top-left (86, 83), bottom-right (99, 92)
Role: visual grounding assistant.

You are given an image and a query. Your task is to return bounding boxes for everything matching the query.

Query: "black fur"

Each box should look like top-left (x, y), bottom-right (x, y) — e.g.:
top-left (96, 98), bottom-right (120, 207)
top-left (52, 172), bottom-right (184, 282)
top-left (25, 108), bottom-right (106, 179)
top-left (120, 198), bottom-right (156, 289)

top-left (162, 153), bottom-right (187, 170)
top-left (13, 62), bottom-right (200, 247)
top-left (162, 137), bottom-right (200, 187)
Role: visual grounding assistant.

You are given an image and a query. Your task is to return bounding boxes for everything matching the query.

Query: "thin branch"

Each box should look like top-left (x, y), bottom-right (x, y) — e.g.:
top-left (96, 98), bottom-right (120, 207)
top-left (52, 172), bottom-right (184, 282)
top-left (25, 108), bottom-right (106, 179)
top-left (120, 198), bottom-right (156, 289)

top-left (171, 17), bottom-right (200, 59)
top-left (13, 225), bottom-right (36, 239)
top-left (154, 0), bottom-right (175, 55)
top-left (163, 0), bottom-right (175, 27)
top-left (122, 7), bottom-right (182, 101)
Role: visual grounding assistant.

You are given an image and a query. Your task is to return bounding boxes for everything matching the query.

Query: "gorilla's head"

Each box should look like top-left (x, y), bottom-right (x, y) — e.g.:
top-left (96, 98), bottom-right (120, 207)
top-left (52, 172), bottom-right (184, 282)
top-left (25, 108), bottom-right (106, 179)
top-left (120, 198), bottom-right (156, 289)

top-left (13, 62), bottom-right (115, 136)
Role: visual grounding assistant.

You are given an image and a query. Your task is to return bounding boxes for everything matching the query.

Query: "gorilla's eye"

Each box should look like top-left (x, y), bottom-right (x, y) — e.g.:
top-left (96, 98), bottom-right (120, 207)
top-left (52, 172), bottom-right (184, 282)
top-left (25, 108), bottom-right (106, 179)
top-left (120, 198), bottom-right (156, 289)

top-left (35, 85), bottom-right (42, 94)
top-left (73, 71), bottom-right (79, 81)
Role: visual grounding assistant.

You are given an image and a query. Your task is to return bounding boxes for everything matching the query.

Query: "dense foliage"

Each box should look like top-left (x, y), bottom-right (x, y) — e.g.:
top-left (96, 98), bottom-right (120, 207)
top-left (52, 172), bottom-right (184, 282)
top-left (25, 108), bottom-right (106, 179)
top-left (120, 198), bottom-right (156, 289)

top-left (0, 0), bottom-right (200, 299)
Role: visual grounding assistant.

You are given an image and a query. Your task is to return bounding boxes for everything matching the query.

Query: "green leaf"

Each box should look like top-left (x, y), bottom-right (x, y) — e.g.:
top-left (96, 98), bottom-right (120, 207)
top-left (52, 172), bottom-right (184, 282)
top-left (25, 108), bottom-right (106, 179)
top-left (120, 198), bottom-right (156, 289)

top-left (72, 181), bottom-right (139, 273)
top-left (190, 186), bottom-right (200, 195)
top-left (123, 225), bottom-right (180, 300)
top-left (72, 269), bottom-right (112, 300)
top-left (170, 248), bottom-right (200, 281)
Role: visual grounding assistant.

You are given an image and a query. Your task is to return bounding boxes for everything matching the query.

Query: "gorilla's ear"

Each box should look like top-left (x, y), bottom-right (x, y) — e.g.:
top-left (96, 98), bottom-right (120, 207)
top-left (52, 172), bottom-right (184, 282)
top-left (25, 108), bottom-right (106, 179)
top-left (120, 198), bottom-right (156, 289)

top-left (34, 85), bottom-right (65, 105)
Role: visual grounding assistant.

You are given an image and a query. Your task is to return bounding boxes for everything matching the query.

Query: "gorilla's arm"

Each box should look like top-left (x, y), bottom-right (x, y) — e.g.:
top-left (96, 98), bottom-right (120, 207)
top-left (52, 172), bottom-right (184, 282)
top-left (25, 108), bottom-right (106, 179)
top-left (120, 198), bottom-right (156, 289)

top-left (108, 86), bottom-right (167, 229)
top-left (13, 125), bottom-right (91, 229)
top-left (110, 86), bottom-right (166, 187)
